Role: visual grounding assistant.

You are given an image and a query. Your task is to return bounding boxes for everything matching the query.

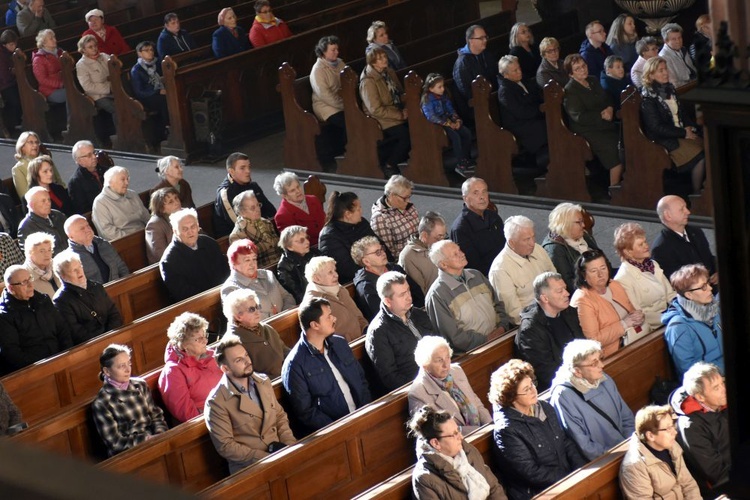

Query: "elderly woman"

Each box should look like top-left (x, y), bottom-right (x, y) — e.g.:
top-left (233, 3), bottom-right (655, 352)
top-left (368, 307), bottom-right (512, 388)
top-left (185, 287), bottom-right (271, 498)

top-left (490, 359), bottom-right (586, 499)
top-left (607, 14), bottom-right (639, 71)
top-left (662, 264), bottom-right (723, 378)
top-left (549, 339), bottom-right (635, 461)
top-left (249, 0), bottom-right (293, 48)
top-left (152, 155), bottom-right (195, 208)
top-left (365, 20), bottom-right (406, 70)
top-left (613, 222), bottom-right (676, 330)
top-left (223, 288), bottom-right (289, 378)
top-left (310, 35), bottom-right (347, 164)
top-left (641, 56), bottom-right (705, 194)
top-left (229, 191), bottom-right (280, 266)
top-left (352, 235), bottom-right (423, 320)
top-left (92, 344), bottom-right (168, 456)
top-left (509, 22), bottom-right (541, 81)
top-left (276, 225), bottom-right (320, 303)
top-left (571, 249), bottom-right (646, 357)
top-left (12, 131), bottom-right (64, 199)
top-left (620, 405), bottom-right (702, 499)
top-left (23, 232), bottom-right (60, 298)
top-left (542, 202), bottom-right (609, 293)
top-left (563, 53), bottom-right (623, 187)
top-left (145, 187), bottom-right (182, 264)
top-left (630, 36), bottom-right (660, 88)
top-left (92, 166), bottom-right (151, 241)
top-left (319, 191), bottom-right (392, 284)
top-left (370, 174), bottom-right (419, 257)
top-left (536, 37), bottom-right (568, 88)
top-left (75, 34), bottom-right (114, 118)
top-left (408, 336), bottom-right (491, 435)
top-left (303, 256), bottom-right (368, 341)
top-left (212, 7), bottom-right (250, 59)
top-left (82, 9), bottom-right (130, 56)
top-left (221, 238), bottom-right (295, 319)
top-left (158, 312), bottom-right (222, 423)
top-left (273, 172), bottom-right (325, 245)
top-left (32, 30), bottom-right (66, 106)
top-left (27, 155), bottom-right (74, 216)
top-left (409, 405), bottom-right (507, 499)
top-left (360, 47), bottom-right (410, 177)
top-left (51, 249), bottom-right (122, 345)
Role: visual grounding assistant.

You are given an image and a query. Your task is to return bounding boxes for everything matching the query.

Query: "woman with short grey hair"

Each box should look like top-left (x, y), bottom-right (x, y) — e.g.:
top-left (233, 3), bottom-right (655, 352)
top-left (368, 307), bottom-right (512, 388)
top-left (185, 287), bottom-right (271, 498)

top-left (272, 172), bottom-right (326, 245)
top-left (229, 190), bottom-right (280, 267)
top-left (371, 174), bottom-right (419, 257)
top-left (152, 155), bottom-right (194, 208)
top-left (24, 231), bottom-right (59, 298)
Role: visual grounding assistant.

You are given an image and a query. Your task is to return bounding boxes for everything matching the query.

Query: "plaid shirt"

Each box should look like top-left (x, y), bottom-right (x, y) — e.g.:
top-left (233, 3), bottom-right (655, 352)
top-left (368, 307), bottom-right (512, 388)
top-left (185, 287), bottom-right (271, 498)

top-left (92, 377), bottom-right (168, 456)
top-left (229, 216), bottom-right (281, 268)
top-left (370, 196), bottom-right (419, 257)
top-left (0, 234), bottom-right (23, 281)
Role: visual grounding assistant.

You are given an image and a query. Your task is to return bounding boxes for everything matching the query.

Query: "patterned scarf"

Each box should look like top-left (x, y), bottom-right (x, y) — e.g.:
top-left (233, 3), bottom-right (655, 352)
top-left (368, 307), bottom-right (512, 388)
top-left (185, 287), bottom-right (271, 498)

top-left (137, 57), bottom-right (164, 91)
top-left (437, 373), bottom-right (480, 426)
top-left (381, 69), bottom-right (401, 107)
top-left (626, 258), bottom-right (655, 274)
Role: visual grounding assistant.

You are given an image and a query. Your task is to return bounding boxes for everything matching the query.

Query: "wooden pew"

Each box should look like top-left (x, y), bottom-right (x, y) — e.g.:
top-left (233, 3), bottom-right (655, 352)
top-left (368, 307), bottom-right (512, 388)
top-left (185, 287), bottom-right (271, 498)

top-left (59, 51), bottom-right (99, 147)
top-left (107, 55), bottom-right (150, 154)
top-left (537, 80), bottom-right (592, 202)
top-left (13, 48), bottom-right (57, 143)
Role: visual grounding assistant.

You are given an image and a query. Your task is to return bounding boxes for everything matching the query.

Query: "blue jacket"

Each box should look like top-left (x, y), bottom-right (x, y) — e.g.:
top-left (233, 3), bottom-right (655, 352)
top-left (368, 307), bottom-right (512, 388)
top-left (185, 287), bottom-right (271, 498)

top-left (212, 26), bottom-right (251, 59)
top-left (579, 39), bottom-right (613, 80)
top-left (662, 297), bottom-right (724, 378)
top-left (5, 0), bottom-right (20, 26)
top-left (282, 333), bottom-right (371, 433)
top-left (129, 63), bottom-right (162, 100)
top-left (420, 91), bottom-right (459, 126)
top-left (549, 374), bottom-right (635, 461)
top-left (452, 44), bottom-right (498, 101)
top-left (600, 71), bottom-right (632, 111)
top-left (157, 28), bottom-right (197, 59)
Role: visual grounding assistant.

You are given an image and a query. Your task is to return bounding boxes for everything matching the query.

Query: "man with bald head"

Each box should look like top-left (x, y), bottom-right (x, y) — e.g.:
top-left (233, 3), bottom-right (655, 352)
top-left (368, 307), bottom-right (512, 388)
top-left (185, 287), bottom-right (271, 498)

top-left (0, 265), bottom-right (72, 375)
top-left (651, 195), bottom-right (717, 283)
top-left (65, 215), bottom-right (129, 283)
top-left (17, 186), bottom-right (68, 255)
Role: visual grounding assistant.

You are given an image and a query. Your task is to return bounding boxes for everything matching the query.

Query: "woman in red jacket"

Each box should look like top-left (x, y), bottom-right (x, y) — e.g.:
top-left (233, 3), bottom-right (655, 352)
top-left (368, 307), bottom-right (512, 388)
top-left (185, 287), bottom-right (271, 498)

top-left (248, 0), bottom-right (292, 48)
top-left (31, 29), bottom-right (65, 105)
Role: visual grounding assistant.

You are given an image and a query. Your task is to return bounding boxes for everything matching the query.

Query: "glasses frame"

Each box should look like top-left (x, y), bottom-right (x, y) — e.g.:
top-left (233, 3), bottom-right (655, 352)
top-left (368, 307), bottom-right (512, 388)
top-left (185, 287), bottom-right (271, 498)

top-left (436, 426), bottom-right (463, 440)
top-left (686, 281), bottom-right (710, 292)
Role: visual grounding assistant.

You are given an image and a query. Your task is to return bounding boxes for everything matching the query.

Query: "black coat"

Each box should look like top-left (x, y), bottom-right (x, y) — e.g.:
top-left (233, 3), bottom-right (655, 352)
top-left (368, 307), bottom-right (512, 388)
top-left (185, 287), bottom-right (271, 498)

top-left (53, 280), bottom-right (123, 345)
top-left (496, 76), bottom-right (547, 153)
top-left (450, 204), bottom-right (505, 276)
top-left (0, 289), bottom-right (73, 376)
top-left (492, 400), bottom-right (587, 500)
top-left (213, 176), bottom-right (276, 238)
top-left (0, 193), bottom-right (20, 238)
top-left (640, 83), bottom-right (698, 152)
top-left (67, 164), bottom-right (108, 215)
top-left (276, 247), bottom-right (320, 304)
top-left (515, 302), bottom-right (585, 391)
top-left (318, 219), bottom-right (392, 284)
top-left (159, 235), bottom-right (230, 303)
top-left (509, 45), bottom-right (541, 81)
top-left (542, 232), bottom-right (609, 294)
top-left (651, 224), bottom-right (716, 280)
top-left (353, 263), bottom-right (424, 320)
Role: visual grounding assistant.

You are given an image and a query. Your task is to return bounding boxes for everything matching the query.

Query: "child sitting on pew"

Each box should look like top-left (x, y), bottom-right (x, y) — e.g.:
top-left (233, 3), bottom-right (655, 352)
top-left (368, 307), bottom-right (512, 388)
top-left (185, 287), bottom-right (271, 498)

top-left (420, 73), bottom-right (475, 177)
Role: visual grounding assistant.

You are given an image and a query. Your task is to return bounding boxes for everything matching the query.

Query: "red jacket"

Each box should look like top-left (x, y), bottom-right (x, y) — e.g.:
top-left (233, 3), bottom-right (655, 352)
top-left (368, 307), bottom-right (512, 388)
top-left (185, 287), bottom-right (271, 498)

top-left (32, 48), bottom-right (63, 97)
top-left (158, 344), bottom-right (223, 423)
top-left (82, 25), bottom-right (130, 56)
top-left (274, 195), bottom-right (325, 246)
top-left (248, 18), bottom-right (292, 48)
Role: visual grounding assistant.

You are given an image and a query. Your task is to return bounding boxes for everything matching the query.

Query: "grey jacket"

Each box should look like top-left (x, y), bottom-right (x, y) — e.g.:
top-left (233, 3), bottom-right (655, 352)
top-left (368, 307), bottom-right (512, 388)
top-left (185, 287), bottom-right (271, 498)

top-left (68, 237), bottom-right (130, 284)
top-left (92, 187), bottom-right (150, 241)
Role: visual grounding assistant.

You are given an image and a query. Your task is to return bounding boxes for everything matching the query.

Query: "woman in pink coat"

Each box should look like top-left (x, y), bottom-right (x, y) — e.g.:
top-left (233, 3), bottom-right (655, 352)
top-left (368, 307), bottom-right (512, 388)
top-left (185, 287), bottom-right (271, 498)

top-left (32, 29), bottom-right (65, 105)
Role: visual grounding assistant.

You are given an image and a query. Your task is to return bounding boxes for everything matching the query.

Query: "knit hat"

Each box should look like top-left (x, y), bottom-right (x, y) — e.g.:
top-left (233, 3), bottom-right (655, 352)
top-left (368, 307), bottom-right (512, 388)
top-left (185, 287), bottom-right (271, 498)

top-left (85, 9), bottom-right (104, 22)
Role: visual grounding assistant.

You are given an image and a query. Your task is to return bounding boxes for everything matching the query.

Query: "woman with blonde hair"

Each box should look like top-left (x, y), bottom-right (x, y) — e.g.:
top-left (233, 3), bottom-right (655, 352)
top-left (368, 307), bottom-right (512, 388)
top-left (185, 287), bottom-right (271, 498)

top-left (606, 14), bottom-right (639, 71)
top-left (536, 37), bottom-right (568, 88)
top-left (365, 20), bottom-right (406, 70)
top-left (12, 131), bottom-right (64, 199)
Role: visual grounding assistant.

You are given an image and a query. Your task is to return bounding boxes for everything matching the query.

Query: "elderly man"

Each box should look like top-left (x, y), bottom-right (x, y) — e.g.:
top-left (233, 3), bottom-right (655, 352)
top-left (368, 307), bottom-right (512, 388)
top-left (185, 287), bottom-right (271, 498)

top-left (52, 249), bottom-right (123, 345)
top-left (65, 215), bottom-right (129, 284)
top-left (214, 152), bottom-right (276, 237)
top-left (160, 208), bottom-right (229, 303)
top-left (67, 140), bottom-right (109, 214)
top-left (282, 298), bottom-right (371, 433)
top-left (488, 215), bottom-right (556, 324)
top-left (453, 24), bottom-right (498, 123)
top-left (16, 0), bottom-right (56, 37)
top-left (450, 177), bottom-right (505, 276)
top-left (92, 166), bottom-right (150, 241)
top-left (659, 23), bottom-right (697, 88)
top-left (370, 175), bottom-right (419, 257)
top-left (399, 211), bottom-right (446, 295)
top-left (81, 9), bottom-right (130, 56)
top-left (670, 362), bottom-right (730, 494)
top-left (205, 334), bottom-right (296, 474)
top-left (652, 195), bottom-right (717, 283)
top-left (0, 265), bottom-right (72, 375)
top-left (17, 186), bottom-right (67, 254)
top-left (272, 172), bottom-right (325, 245)
top-left (579, 20), bottom-right (614, 78)
top-left (425, 240), bottom-right (510, 354)
top-left (515, 272), bottom-right (585, 391)
top-left (365, 271), bottom-right (437, 391)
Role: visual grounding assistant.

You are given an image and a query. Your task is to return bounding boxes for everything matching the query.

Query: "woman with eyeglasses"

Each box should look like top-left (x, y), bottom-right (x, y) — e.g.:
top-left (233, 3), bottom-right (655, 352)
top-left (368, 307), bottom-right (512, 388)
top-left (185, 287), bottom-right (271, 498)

top-left (229, 190), bottom-right (281, 267)
top-left (409, 404), bottom-right (507, 499)
top-left (249, 0), bottom-right (292, 48)
top-left (509, 22), bottom-right (541, 81)
top-left (620, 405), bottom-right (701, 499)
top-left (158, 312), bottom-right (222, 423)
top-left (549, 339), bottom-right (634, 461)
top-left (221, 288), bottom-right (289, 379)
top-left (571, 248), bottom-right (645, 357)
top-left (662, 264), bottom-right (723, 379)
top-left (536, 37), bottom-right (568, 88)
top-left (490, 359), bottom-right (586, 500)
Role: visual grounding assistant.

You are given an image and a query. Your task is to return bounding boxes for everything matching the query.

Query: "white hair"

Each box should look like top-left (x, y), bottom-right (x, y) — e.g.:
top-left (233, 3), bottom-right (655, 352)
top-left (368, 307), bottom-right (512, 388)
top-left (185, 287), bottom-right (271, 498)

top-left (71, 140), bottom-right (94, 162)
top-left (428, 239), bottom-right (454, 267)
top-left (413, 336), bottom-right (452, 367)
top-left (24, 185), bottom-right (48, 205)
top-left (460, 177), bottom-right (486, 197)
top-left (103, 166), bottom-right (128, 187)
top-left (52, 249), bottom-right (82, 281)
top-left (222, 288), bottom-right (260, 320)
top-left (304, 256), bottom-right (336, 284)
top-left (273, 172), bottom-right (300, 196)
top-left (24, 231), bottom-right (55, 259)
top-left (503, 215), bottom-right (534, 241)
top-left (169, 207), bottom-right (198, 231)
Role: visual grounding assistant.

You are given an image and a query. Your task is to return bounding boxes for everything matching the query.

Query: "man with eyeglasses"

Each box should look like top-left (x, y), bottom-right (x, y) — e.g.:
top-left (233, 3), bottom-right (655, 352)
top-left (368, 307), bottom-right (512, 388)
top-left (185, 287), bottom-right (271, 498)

top-left (68, 140), bottom-right (110, 214)
top-left (452, 24), bottom-right (498, 126)
top-left (0, 265), bottom-right (72, 375)
top-left (579, 20), bottom-right (614, 79)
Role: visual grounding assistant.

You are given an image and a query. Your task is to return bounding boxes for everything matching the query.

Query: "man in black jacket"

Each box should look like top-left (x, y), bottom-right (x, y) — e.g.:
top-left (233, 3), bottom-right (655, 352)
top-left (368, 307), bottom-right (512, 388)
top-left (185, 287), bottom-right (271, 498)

top-left (67, 140), bottom-right (109, 214)
top-left (514, 271), bottom-right (585, 391)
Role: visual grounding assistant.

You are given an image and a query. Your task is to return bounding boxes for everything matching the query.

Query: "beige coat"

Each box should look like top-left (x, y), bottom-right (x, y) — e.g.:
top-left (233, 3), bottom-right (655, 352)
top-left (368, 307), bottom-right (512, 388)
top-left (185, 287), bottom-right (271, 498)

top-left (619, 433), bottom-right (701, 500)
top-left (304, 282), bottom-right (368, 342)
top-left (614, 261), bottom-right (676, 331)
top-left (359, 64), bottom-right (405, 130)
top-left (204, 372), bottom-right (296, 474)
top-left (398, 236), bottom-right (439, 295)
top-left (310, 57), bottom-right (345, 121)
top-left (225, 323), bottom-right (290, 379)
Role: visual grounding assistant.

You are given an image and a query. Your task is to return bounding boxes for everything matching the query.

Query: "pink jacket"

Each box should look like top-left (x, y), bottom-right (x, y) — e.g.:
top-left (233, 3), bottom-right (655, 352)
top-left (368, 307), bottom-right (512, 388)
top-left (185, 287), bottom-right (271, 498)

top-left (32, 48), bottom-right (63, 97)
top-left (570, 281), bottom-right (635, 357)
top-left (274, 195), bottom-right (326, 246)
top-left (158, 344), bottom-right (223, 423)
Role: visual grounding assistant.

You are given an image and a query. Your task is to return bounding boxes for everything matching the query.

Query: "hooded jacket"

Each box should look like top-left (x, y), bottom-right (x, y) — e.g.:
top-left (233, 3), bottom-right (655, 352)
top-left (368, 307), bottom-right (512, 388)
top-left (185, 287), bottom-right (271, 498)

top-left (157, 28), bottom-right (197, 58)
top-left (398, 235), bottom-right (439, 295)
top-left (662, 297), bottom-right (723, 378)
top-left (579, 38), bottom-right (613, 80)
top-left (303, 281), bottom-right (368, 342)
top-left (91, 187), bottom-right (150, 241)
top-left (158, 344), bottom-right (223, 423)
top-left (452, 44), bottom-right (498, 101)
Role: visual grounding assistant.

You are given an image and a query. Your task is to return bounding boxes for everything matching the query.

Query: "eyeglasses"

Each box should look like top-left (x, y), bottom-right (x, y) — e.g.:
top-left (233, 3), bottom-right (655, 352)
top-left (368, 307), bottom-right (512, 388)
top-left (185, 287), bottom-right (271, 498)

top-left (517, 380), bottom-right (538, 396)
top-left (656, 422), bottom-right (676, 432)
top-left (366, 247), bottom-right (385, 257)
top-left (393, 193), bottom-right (411, 202)
top-left (470, 36), bottom-right (489, 41)
top-left (9, 277), bottom-right (34, 287)
top-left (577, 358), bottom-right (603, 369)
top-left (590, 29), bottom-right (605, 35)
top-left (544, 48), bottom-right (559, 54)
top-left (76, 152), bottom-right (95, 160)
top-left (437, 427), bottom-right (463, 440)
top-left (246, 305), bottom-right (262, 314)
top-left (687, 281), bottom-right (710, 292)
top-left (186, 334), bottom-right (208, 344)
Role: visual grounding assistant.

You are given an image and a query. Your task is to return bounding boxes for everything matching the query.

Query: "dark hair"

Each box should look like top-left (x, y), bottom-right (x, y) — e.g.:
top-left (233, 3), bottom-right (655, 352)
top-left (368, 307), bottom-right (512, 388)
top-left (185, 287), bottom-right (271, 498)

top-left (214, 334), bottom-right (244, 367)
top-left (163, 12), bottom-right (178, 24)
top-left (254, 0), bottom-right (270, 14)
top-left (488, 359), bottom-right (536, 407)
top-left (574, 249), bottom-right (608, 289)
top-left (420, 73), bottom-right (447, 106)
top-left (226, 151), bottom-right (249, 171)
top-left (315, 35), bottom-right (340, 58)
top-left (298, 297), bottom-right (331, 331)
top-left (136, 40), bottom-right (155, 52)
top-left (324, 191), bottom-right (359, 225)
top-left (99, 344), bottom-right (131, 381)
top-left (0, 29), bottom-right (18, 45)
top-left (564, 53), bottom-right (586, 75)
top-left (407, 405), bottom-right (452, 441)
top-left (149, 187), bottom-right (180, 218)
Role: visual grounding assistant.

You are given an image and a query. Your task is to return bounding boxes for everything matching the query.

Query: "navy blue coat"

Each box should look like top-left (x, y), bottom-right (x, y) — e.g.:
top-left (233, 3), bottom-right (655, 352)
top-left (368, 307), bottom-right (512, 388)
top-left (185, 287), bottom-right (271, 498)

top-left (579, 39), bottom-right (613, 80)
top-left (212, 26), bottom-right (250, 59)
top-left (157, 28), bottom-right (197, 59)
top-left (450, 204), bottom-right (505, 276)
